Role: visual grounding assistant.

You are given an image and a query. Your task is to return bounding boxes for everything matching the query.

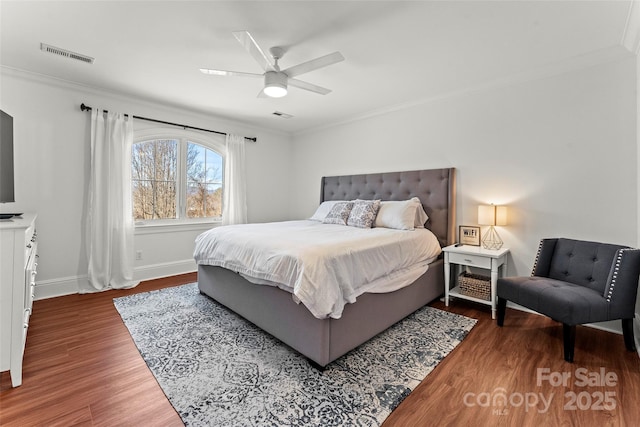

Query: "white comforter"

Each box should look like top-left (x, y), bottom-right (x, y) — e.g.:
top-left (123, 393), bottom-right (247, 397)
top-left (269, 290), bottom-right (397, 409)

top-left (193, 220), bottom-right (442, 319)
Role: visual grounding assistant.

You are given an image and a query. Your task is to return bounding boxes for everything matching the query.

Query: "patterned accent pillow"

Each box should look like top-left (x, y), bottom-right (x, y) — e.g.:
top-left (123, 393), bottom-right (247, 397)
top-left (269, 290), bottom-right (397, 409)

top-left (309, 200), bottom-right (346, 221)
top-left (322, 201), bottom-right (354, 225)
top-left (347, 199), bottom-right (381, 228)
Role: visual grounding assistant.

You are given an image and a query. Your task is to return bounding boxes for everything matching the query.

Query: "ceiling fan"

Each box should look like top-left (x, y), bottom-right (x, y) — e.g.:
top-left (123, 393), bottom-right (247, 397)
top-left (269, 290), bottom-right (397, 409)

top-left (200, 31), bottom-right (344, 98)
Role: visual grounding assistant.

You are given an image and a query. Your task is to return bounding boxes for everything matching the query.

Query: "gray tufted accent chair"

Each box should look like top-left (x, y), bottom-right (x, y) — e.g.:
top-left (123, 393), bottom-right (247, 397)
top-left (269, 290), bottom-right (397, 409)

top-left (496, 238), bottom-right (640, 362)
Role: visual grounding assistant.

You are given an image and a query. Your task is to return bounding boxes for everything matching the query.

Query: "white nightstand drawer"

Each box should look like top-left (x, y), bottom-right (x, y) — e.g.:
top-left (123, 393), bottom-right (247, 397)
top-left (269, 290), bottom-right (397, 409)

top-left (448, 252), bottom-right (492, 269)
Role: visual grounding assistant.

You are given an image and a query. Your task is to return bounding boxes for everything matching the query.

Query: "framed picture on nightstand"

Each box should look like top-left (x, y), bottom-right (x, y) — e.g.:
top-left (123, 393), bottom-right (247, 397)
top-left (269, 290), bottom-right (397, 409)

top-left (459, 225), bottom-right (481, 246)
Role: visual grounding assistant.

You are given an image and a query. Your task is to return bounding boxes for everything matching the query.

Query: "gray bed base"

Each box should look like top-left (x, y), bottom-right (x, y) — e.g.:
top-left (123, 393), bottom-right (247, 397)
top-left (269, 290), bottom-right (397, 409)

top-left (197, 168), bottom-right (456, 367)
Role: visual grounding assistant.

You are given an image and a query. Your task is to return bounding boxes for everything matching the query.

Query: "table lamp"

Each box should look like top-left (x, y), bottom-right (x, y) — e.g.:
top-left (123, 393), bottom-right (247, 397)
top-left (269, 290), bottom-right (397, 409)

top-left (478, 204), bottom-right (507, 250)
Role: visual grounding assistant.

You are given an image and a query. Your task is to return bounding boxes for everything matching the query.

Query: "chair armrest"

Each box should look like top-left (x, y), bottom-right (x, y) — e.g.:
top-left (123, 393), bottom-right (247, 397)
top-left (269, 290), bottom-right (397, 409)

top-left (531, 238), bottom-right (558, 277)
top-left (604, 248), bottom-right (640, 318)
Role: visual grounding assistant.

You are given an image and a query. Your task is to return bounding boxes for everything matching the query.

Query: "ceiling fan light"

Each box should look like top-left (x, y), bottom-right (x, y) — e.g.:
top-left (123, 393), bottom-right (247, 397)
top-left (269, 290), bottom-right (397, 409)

top-left (263, 84), bottom-right (287, 98)
top-left (264, 71), bottom-right (288, 98)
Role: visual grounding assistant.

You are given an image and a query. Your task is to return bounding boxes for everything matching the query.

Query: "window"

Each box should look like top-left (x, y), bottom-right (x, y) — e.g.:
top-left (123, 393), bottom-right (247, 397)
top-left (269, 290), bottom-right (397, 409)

top-left (186, 143), bottom-right (223, 218)
top-left (131, 130), bottom-right (224, 223)
top-left (132, 139), bottom-right (178, 220)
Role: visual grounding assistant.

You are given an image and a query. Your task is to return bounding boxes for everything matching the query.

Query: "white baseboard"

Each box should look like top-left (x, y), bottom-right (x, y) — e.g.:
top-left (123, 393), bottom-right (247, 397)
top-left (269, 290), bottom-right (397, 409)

top-left (35, 275), bottom-right (86, 300)
top-left (133, 259), bottom-right (197, 283)
top-left (34, 259), bottom-right (197, 300)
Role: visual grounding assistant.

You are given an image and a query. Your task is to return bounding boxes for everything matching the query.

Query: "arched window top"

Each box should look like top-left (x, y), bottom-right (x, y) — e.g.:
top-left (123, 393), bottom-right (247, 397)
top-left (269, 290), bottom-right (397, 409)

top-left (131, 128), bottom-right (225, 224)
top-left (134, 127), bottom-right (225, 152)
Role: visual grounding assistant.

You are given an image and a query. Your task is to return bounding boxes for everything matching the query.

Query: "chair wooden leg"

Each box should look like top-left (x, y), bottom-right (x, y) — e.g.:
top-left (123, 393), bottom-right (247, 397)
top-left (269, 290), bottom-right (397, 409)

top-left (497, 297), bottom-right (507, 326)
top-left (563, 324), bottom-right (576, 363)
top-left (622, 318), bottom-right (636, 351)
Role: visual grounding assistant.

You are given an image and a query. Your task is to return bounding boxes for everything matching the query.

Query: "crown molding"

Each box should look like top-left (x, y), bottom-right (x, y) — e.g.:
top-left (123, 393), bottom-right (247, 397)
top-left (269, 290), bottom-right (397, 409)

top-left (0, 65), bottom-right (289, 138)
top-left (622, 1), bottom-right (640, 54)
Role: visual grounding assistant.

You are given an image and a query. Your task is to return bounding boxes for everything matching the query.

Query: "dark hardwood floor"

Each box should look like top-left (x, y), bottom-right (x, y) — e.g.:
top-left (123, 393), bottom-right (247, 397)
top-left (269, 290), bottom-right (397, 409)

top-left (1, 273), bottom-right (639, 426)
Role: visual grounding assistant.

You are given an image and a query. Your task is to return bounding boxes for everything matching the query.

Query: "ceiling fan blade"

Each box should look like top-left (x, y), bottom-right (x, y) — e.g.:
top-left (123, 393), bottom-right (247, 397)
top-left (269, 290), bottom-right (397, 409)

top-left (289, 78), bottom-right (332, 95)
top-left (232, 30), bottom-right (274, 72)
top-left (283, 51), bottom-right (344, 78)
top-left (200, 68), bottom-right (262, 78)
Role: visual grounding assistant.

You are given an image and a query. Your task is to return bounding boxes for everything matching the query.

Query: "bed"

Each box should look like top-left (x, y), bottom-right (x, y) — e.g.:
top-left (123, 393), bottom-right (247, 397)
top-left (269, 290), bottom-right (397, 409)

top-left (196, 168), bottom-right (456, 367)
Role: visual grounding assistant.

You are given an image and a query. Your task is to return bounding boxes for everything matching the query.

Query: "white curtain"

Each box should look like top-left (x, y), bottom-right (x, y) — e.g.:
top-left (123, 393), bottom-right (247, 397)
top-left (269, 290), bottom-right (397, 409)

top-left (222, 133), bottom-right (247, 225)
top-left (83, 109), bottom-right (139, 293)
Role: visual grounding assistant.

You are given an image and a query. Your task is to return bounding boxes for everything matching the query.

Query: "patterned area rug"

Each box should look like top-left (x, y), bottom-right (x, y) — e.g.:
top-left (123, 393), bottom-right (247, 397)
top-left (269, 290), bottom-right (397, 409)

top-left (114, 283), bottom-right (476, 426)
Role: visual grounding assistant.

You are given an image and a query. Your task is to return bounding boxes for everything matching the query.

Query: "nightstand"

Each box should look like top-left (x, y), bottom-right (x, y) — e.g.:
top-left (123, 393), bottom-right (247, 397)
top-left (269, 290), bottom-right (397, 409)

top-left (443, 245), bottom-right (510, 319)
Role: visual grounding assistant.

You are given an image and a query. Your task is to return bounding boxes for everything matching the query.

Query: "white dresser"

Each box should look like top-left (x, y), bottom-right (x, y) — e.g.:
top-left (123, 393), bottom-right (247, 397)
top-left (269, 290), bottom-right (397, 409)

top-left (0, 213), bottom-right (38, 387)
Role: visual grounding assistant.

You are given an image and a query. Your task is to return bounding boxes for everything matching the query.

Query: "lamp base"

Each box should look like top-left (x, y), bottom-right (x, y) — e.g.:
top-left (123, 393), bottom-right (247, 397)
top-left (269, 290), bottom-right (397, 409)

top-left (482, 226), bottom-right (503, 250)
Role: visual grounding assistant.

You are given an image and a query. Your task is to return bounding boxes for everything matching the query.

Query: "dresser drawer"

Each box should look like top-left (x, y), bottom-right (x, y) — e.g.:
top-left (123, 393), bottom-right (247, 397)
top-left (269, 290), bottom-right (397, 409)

top-left (24, 241), bottom-right (38, 310)
top-left (24, 227), bottom-right (37, 268)
top-left (22, 308), bottom-right (30, 347)
top-left (24, 224), bottom-right (35, 247)
top-left (448, 252), bottom-right (492, 269)
top-left (25, 273), bottom-right (36, 312)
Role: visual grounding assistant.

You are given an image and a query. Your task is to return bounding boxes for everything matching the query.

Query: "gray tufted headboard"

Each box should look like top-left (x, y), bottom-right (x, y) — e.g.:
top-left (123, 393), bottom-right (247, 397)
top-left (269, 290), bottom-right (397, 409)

top-left (320, 168), bottom-right (456, 248)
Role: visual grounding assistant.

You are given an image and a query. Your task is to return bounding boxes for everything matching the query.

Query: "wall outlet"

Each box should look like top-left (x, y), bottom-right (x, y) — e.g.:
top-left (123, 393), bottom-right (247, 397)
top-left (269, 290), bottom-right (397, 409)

top-left (135, 250), bottom-right (143, 260)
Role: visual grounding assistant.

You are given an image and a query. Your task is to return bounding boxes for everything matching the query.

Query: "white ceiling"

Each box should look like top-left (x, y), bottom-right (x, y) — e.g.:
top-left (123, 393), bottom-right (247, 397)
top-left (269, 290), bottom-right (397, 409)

top-left (0, 1), bottom-right (636, 134)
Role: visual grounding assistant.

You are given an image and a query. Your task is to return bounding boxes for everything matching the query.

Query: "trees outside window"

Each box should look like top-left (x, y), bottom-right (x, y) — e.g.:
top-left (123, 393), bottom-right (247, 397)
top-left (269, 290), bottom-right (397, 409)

top-left (131, 134), bottom-right (223, 222)
top-left (132, 139), bottom-right (177, 220)
top-left (186, 143), bottom-right (222, 218)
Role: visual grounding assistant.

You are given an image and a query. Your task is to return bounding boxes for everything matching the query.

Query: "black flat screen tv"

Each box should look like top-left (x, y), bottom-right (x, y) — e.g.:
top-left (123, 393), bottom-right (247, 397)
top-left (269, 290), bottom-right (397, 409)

top-left (0, 109), bottom-right (15, 203)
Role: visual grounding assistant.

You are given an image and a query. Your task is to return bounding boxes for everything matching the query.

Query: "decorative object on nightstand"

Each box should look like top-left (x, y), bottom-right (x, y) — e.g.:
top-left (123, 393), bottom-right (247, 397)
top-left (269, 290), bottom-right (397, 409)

top-left (459, 225), bottom-right (481, 246)
top-left (478, 204), bottom-right (507, 250)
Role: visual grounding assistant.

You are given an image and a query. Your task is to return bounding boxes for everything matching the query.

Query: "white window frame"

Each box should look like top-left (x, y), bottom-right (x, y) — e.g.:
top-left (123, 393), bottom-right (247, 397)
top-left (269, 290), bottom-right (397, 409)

top-left (132, 128), bottom-right (226, 230)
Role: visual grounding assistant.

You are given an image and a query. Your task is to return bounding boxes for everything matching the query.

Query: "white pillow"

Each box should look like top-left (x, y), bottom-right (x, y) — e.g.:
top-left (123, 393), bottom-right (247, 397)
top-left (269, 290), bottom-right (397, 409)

top-left (309, 200), bottom-right (346, 221)
top-left (411, 197), bottom-right (429, 228)
top-left (374, 199), bottom-right (419, 230)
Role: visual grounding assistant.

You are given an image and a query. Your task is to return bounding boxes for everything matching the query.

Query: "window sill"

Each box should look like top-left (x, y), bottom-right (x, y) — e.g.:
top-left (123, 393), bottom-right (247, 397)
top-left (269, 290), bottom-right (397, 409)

top-left (134, 218), bottom-right (221, 235)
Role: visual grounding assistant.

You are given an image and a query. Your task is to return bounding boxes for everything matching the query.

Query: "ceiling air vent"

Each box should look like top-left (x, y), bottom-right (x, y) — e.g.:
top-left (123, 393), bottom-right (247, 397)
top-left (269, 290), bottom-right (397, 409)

top-left (272, 111), bottom-right (293, 119)
top-left (40, 43), bottom-right (95, 64)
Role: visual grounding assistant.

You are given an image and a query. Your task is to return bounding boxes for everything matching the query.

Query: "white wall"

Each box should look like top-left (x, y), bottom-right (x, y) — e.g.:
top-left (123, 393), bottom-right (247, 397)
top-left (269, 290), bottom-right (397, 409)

top-left (0, 68), bottom-right (293, 298)
top-left (291, 58), bottom-right (637, 330)
top-left (1, 54), bottom-right (637, 334)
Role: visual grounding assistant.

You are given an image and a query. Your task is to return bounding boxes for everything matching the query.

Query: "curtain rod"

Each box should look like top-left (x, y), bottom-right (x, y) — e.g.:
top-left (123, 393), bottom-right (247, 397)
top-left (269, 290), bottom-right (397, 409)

top-left (79, 103), bottom-right (257, 142)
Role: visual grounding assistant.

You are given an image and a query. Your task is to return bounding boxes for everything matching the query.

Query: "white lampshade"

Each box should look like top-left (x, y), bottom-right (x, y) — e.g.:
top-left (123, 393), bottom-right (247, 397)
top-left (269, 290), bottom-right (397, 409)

top-left (495, 205), bottom-right (507, 226)
top-left (478, 204), bottom-right (507, 226)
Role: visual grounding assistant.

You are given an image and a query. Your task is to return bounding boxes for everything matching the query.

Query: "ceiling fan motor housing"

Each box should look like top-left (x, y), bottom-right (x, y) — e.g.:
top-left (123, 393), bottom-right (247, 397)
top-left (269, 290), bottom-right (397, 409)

top-left (264, 71), bottom-right (288, 97)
